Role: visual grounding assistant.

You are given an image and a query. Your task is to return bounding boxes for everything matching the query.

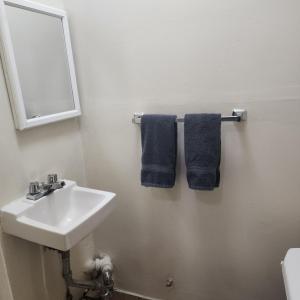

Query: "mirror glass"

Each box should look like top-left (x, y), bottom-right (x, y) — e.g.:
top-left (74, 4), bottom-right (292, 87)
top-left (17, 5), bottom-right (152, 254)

top-left (5, 4), bottom-right (75, 119)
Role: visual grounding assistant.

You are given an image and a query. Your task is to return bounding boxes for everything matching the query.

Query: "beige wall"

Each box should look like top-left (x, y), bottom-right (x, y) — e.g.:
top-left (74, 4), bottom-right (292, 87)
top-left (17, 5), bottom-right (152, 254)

top-left (0, 1), bottom-right (87, 300)
top-left (1, 0), bottom-right (300, 299)
top-left (63, 0), bottom-right (300, 299)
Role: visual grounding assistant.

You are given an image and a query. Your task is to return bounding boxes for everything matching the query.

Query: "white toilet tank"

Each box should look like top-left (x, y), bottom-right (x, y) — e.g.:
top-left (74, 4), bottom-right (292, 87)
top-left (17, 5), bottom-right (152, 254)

top-left (282, 248), bottom-right (300, 300)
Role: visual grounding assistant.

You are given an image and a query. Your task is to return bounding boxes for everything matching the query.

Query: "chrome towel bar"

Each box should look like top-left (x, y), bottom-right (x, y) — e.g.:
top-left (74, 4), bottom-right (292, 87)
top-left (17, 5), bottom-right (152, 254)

top-left (132, 108), bottom-right (247, 124)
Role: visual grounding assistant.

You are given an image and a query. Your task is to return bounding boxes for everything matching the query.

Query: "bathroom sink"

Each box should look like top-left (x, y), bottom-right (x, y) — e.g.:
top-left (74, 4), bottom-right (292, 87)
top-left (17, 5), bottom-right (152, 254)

top-left (0, 180), bottom-right (116, 250)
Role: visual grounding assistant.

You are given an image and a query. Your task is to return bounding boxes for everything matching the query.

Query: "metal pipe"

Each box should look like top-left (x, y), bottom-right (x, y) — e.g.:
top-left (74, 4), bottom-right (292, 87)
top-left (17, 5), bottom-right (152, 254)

top-left (61, 251), bottom-right (101, 291)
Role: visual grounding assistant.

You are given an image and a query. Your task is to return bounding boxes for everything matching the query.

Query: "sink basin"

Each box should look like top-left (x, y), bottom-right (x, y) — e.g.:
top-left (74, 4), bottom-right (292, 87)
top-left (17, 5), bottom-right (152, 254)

top-left (1, 180), bottom-right (116, 250)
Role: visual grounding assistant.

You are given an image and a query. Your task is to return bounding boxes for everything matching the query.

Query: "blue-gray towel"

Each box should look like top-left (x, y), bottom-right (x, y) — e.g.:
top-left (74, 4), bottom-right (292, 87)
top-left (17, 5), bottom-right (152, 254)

top-left (184, 114), bottom-right (221, 190)
top-left (141, 114), bottom-right (177, 188)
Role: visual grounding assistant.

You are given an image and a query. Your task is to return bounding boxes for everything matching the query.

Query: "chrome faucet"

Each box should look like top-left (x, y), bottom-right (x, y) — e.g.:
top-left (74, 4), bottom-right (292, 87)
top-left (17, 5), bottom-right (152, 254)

top-left (26, 174), bottom-right (65, 200)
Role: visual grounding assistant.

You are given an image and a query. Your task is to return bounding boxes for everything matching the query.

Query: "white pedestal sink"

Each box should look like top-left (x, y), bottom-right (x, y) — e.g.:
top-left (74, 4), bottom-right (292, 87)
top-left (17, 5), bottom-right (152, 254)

top-left (0, 180), bottom-right (116, 250)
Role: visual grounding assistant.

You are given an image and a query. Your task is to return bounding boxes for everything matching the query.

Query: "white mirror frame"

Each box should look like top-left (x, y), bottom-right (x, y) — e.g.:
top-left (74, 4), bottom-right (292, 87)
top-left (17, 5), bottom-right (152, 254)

top-left (0, 0), bottom-right (81, 130)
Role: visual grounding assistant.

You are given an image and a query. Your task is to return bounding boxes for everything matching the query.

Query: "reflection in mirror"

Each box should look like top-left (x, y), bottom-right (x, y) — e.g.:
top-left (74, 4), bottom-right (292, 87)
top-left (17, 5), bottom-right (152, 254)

top-left (5, 4), bottom-right (75, 119)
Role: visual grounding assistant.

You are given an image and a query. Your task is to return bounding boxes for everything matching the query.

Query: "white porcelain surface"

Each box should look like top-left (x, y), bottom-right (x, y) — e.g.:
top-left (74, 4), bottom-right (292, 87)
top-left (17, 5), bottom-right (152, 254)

top-left (282, 249), bottom-right (300, 300)
top-left (0, 180), bottom-right (116, 250)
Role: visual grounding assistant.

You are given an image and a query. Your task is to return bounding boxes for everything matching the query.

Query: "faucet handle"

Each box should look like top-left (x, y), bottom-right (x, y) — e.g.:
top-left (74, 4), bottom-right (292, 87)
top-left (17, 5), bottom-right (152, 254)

top-left (48, 174), bottom-right (58, 184)
top-left (29, 182), bottom-right (40, 195)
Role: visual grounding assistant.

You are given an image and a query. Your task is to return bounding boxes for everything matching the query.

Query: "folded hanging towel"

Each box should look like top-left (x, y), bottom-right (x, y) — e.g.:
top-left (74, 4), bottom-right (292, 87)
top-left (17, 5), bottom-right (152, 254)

top-left (141, 114), bottom-right (177, 188)
top-left (184, 114), bottom-right (221, 190)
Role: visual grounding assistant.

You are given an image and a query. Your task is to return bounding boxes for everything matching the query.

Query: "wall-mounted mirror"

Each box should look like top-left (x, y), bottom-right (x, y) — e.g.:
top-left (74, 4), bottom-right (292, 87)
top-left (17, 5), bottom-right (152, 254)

top-left (0, 0), bottom-right (81, 130)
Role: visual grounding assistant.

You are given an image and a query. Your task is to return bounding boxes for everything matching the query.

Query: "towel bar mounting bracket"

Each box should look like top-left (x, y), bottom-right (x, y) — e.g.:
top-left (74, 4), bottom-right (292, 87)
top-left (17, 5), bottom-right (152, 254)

top-left (232, 108), bottom-right (247, 121)
top-left (132, 109), bottom-right (247, 124)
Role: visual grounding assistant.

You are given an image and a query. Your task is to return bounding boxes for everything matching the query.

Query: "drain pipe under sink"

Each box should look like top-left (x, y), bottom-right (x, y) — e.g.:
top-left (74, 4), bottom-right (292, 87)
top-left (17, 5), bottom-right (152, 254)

top-left (61, 251), bottom-right (101, 290)
top-left (59, 250), bottom-right (114, 299)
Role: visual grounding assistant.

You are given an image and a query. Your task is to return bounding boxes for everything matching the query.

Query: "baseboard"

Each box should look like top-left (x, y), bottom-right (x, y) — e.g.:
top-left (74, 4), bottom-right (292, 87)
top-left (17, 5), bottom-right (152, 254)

top-left (115, 288), bottom-right (163, 300)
